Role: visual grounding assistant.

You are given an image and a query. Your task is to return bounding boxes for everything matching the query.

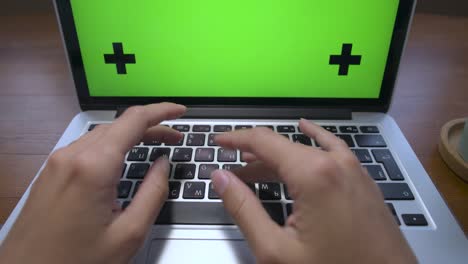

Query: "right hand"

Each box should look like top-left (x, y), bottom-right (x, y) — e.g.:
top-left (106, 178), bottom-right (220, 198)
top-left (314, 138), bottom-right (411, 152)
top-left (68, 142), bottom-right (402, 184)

top-left (212, 119), bottom-right (417, 263)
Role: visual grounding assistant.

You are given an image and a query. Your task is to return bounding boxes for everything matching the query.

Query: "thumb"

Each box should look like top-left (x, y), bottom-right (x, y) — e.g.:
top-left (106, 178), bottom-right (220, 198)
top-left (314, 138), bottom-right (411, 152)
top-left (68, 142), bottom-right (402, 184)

top-left (211, 169), bottom-right (283, 254)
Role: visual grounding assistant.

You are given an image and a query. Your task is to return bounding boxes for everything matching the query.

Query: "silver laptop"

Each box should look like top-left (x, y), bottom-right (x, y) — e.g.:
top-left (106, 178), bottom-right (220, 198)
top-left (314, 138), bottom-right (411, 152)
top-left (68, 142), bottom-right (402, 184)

top-left (1, 0), bottom-right (467, 263)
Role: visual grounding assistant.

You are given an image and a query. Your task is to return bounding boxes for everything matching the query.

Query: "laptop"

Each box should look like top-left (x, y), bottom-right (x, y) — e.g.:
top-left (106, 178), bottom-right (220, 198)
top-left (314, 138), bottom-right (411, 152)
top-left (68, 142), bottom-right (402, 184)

top-left (1, 0), bottom-right (467, 263)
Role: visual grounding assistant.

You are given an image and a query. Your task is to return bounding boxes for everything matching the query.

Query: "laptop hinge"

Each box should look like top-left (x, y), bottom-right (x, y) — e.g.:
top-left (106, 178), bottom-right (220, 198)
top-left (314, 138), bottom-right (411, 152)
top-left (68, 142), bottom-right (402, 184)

top-left (115, 106), bottom-right (351, 120)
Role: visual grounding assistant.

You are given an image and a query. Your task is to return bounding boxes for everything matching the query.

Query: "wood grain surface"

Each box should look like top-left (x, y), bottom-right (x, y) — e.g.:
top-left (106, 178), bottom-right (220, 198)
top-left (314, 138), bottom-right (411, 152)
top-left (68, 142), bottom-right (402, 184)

top-left (0, 12), bottom-right (467, 235)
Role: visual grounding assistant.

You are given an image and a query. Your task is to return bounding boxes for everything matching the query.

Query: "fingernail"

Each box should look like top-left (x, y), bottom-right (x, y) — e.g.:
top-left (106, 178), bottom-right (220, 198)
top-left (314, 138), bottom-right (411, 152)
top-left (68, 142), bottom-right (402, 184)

top-left (211, 170), bottom-right (231, 195)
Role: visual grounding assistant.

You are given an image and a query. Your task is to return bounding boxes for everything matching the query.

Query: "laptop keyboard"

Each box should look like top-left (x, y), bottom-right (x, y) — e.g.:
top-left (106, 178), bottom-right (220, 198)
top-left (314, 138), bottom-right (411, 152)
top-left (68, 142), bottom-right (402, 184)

top-left (87, 122), bottom-right (429, 228)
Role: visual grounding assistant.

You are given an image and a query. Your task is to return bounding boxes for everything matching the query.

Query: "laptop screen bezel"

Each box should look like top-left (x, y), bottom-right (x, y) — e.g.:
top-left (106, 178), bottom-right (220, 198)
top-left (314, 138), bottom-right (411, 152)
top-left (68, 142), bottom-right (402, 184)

top-left (54, 0), bottom-right (415, 112)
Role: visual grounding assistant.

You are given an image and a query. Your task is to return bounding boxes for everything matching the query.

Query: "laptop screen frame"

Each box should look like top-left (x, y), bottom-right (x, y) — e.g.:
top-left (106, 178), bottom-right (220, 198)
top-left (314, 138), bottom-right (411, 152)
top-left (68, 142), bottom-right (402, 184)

top-left (54, 0), bottom-right (416, 112)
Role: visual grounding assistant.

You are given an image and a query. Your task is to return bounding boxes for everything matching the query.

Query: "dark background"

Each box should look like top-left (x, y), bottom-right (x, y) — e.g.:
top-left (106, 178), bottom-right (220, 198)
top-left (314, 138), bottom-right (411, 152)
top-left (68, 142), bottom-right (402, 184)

top-left (1, 0), bottom-right (468, 16)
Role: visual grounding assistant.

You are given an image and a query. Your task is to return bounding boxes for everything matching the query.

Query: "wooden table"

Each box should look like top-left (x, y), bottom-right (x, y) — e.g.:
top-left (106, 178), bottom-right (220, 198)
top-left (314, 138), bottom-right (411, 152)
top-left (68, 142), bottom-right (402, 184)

top-left (1, 12), bottom-right (467, 235)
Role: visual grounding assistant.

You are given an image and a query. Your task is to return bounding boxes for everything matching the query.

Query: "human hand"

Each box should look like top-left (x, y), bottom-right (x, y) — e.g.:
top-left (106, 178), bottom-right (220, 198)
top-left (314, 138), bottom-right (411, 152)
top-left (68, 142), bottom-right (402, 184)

top-left (212, 119), bottom-right (417, 264)
top-left (0, 103), bottom-right (186, 264)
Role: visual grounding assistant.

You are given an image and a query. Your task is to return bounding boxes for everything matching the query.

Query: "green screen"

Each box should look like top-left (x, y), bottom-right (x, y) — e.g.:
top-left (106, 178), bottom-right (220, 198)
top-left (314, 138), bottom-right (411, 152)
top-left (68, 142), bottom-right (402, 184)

top-left (70, 0), bottom-right (399, 98)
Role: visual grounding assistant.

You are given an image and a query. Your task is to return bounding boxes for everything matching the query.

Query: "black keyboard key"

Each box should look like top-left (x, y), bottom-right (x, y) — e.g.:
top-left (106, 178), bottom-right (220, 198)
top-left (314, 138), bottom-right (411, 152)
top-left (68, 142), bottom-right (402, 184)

top-left (339, 126), bottom-right (358, 133)
top-left (132, 181), bottom-right (142, 198)
top-left (88, 124), bottom-right (99, 131)
top-left (364, 165), bottom-right (387, 181)
top-left (187, 133), bottom-right (206, 146)
top-left (283, 185), bottom-right (292, 200)
top-left (355, 135), bottom-right (387, 147)
top-left (336, 134), bottom-right (355, 147)
top-left (235, 125), bottom-right (253, 130)
top-left (183, 182), bottom-right (206, 199)
top-left (360, 126), bottom-right (380, 133)
top-left (122, 201), bottom-right (130, 210)
top-left (208, 183), bottom-right (220, 199)
top-left (208, 134), bottom-right (219, 146)
top-left (149, 147), bottom-right (171, 161)
top-left (386, 203), bottom-right (397, 215)
top-left (259, 183), bottom-right (282, 200)
top-left (174, 164), bottom-right (196, 179)
top-left (286, 203), bottom-right (293, 216)
top-left (142, 139), bottom-right (162, 146)
top-left (155, 202), bottom-right (234, 225)
top-left (402, 214), bottom-right (428, 226)
top-left (168, 181), bottom-right (181, 199)
top-left (195, 148), bottom-right (215, 162)
top-left (372, 149), bottom-right (404, 181)
top-left (127, 163), bottom-right (150, 179)
top-left (222, 164), bottom-right (243, 171)
top-left (262, 203), bottom-right (285, 225)
top-left (256, 125), bottom-right (274, 130)
top-left (377, 183), bottom-right (414, 200)
top-left (118, 181), bottom-right (132, 198)
top-left (292, 134), bottom-right (312, 146)
top-left (214, 125), bottom-right (232, 132)
top-left (351, 149), bottom-right (373, 163)
top-left (322, 126), bottom-right (337, 133)
top-left (193, 125), bottom-right (211, 132)
top-left (198, 164), bottom-right (220, 179)
top-left (127, 147), bottom-right (149, 161)
top-left (165, 134), bottom-right (185, 146)
top-left (172, 125), bottom-right (190, 132)
top-left (218, 148), bottom-right (237, 162)
top-left (277, 126), bottom-right (295, 133)
top-left (387, 203), bottom-right (401, 226)
top-left (172, 148), bottom-right (193, 162)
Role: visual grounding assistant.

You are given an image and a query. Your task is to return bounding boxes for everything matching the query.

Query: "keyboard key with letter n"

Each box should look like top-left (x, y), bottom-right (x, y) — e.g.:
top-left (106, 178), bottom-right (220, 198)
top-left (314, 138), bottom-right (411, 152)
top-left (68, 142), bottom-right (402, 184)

top-left (155, 202), bottom-right (234, 225)
top-left (377, 183), bottom-right (414, 200)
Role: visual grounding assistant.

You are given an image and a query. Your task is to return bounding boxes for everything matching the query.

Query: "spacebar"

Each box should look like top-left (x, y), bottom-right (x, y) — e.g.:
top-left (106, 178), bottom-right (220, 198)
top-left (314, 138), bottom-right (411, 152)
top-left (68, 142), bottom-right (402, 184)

top-left (155, 202), bottom-right (235, 225)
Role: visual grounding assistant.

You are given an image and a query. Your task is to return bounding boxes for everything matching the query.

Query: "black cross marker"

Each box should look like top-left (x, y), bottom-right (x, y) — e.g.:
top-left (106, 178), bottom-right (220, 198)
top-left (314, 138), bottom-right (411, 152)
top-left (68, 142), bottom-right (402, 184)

top-left (329, 44), bottom-right (362, 76)
top-left (104, 42), bottom-right (136, 74)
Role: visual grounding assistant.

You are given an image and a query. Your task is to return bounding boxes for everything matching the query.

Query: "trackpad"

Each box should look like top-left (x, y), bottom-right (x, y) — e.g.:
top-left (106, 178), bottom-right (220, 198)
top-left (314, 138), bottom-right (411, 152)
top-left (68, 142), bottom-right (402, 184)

top-left (147, 239), bottom-right (255, 264)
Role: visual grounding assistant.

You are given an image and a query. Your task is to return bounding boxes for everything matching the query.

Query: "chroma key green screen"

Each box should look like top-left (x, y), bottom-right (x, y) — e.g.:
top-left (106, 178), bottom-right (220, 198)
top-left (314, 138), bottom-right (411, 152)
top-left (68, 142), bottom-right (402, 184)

top-left (70, 0), bottom-right (399, 98)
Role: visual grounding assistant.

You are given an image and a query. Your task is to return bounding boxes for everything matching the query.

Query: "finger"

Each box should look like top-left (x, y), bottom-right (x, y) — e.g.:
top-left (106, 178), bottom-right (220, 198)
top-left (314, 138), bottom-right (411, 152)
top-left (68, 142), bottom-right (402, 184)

top-left (240, 152), bottom-right (257, 163)
top-left (299, 119), bottom-right (348, 152)
top-left (142, 125), bottom-right (183, 145)
top-left (115, 157), bottom-right (170, 231)
top-left (232, 161), bottom-right (279, 183)
top-left (67, 124), bottom-right (110, 154)
top-left (211, 169), bottom-right (284, 255)
top-left (215, 128), bottom-right (313, 174)
top-left (103, 103), bottom-right (186, 154)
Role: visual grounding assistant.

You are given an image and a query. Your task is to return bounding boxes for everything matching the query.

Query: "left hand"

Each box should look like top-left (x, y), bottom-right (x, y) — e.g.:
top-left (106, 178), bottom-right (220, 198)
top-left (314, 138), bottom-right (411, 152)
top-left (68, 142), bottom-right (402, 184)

top-left (0, 103), bottom-right (186, 264)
